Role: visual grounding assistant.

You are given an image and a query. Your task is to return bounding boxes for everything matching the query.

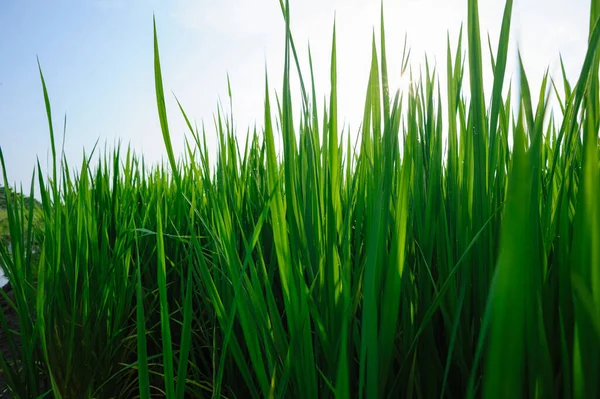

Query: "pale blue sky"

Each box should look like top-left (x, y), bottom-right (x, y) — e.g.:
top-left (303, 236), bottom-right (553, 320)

top-left (0, 0), bottom-right (592, 193)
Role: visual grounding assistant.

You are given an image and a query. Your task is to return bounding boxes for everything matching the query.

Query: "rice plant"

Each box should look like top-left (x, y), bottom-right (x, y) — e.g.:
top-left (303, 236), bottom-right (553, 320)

top-left (1, 0), bottom-right (600, 397)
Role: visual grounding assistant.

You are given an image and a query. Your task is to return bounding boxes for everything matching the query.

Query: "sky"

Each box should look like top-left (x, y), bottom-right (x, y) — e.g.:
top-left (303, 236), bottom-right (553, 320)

top-left (0, 0), bottom-right (592, 194)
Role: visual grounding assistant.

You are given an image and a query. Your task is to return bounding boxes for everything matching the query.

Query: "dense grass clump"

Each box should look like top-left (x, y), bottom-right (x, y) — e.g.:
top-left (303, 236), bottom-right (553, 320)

top-left (1, 0), bottom-right (600, 397)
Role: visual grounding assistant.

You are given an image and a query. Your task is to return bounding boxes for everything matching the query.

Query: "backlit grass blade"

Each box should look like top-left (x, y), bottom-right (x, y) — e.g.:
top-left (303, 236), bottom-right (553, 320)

top-left (483, 107), bottom-right (533, 399)
top-left (153, 16), bottom-right (180, 187)
top-left (570, 7), bottom-right (600, 392)
top-left (546, 14), bottom-right (600, 201)
top-left (380, 3), bottom-right (390, 117)
top-left (467, 0), bottom-right (492, 327)
top-left (37, 59), bottom-right (57, 189)
top-left (488, 0), bottom-right (512, 136)
top-left (358, 35), bottom-right (384, 399)
top-left (487, 0), bottom-right (513, 190)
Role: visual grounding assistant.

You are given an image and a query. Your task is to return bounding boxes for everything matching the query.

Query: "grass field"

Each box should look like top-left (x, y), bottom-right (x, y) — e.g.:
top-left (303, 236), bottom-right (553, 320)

top-left (1, 0), bottom-right (600, 397)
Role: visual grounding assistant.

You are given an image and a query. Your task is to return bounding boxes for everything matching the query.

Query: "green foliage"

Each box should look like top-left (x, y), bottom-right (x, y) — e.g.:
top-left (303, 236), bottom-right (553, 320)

top-left (1, 0), bottom-right (600, 397)
top-left (0, 186), bottom-right (43, 244)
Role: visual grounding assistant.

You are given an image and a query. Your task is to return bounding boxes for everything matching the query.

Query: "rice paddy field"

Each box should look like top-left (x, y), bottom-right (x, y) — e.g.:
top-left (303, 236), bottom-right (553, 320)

top-left (1, 0), bottom-right (600, 397)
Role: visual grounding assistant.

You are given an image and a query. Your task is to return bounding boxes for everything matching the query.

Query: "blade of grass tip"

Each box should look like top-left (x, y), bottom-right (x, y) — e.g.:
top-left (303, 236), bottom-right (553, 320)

top-left (153, 16), bottom-right (180, 187)
top-left (591, 0), bottom-right (600, 38)
top-left (551, 76), bottom-right (566, 115)
top-left (589, 0), bottom-right (600, 118)
top-left (488, 0), bottom-right (513, 142)
top-left (308, 44), bottom-right (321, 143)
top-left (467, 0), bottom-right (489, 242)
top-left (280, 0), bottom-right (306, 277)
top-left (380, 2), bottom-right (390, 117)
top-left (517, 53), bottom-right (535, 134)
top-left (329, 20), bottom-right (339, 199)
top-left (559, 55), bottom-right (572, 103)
top-left (487, 34), bottom-right (496, 72)
top-left (156, 203), bottom-right (175, 399)
top-left (277, 0), bottom-right (309, 109)
top-left (37, 58), bottom-right (57, 188)
top-left (546, 15), bottom-right (600, 199)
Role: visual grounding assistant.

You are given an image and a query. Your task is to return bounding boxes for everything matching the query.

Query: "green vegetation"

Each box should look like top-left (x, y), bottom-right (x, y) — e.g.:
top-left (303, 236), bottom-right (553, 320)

top-left (0, 186), bottom-right (43, 245)
top-left (1, 0), bottom-right (600, 397)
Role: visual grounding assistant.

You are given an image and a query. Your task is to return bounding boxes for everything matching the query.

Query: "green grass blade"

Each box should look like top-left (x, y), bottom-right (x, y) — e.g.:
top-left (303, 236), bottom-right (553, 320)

top-left (156, 204), bottom-right (175, 398)
top-left (153, 16), bottom-right (180, 187)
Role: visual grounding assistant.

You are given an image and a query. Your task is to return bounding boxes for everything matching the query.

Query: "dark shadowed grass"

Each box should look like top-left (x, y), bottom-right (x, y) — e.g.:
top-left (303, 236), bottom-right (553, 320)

top-left (1, 0), bottom-right (600, 397)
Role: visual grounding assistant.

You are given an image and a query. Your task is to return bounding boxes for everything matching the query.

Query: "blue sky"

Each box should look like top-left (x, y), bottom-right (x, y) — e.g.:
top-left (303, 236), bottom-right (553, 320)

top-left (0, 0), bottom-right (592, 193)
